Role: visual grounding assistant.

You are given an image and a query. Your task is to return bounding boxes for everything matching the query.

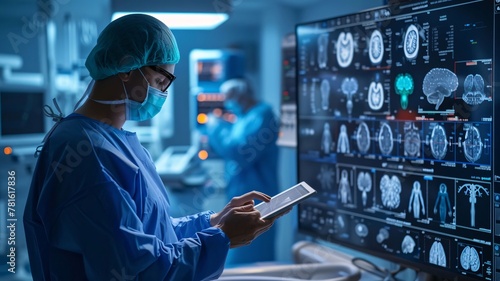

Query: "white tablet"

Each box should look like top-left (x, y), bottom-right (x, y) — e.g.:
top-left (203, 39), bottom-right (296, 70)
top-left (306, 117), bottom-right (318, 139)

top-left (255, 181), bottom-right (317, 219)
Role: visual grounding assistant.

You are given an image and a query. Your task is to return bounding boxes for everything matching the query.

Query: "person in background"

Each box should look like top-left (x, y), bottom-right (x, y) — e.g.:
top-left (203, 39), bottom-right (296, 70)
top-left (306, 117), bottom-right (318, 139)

top-left (206, 78), bottom-right (280, 266)
top-left (23, 14), bottom-right (280, 281)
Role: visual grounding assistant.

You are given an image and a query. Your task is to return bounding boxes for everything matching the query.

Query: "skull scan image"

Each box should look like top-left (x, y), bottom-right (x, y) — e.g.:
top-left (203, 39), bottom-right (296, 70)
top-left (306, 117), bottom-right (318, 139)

top-left (462, 125), bottom-right (483, 163)
top-left (376, 228), bottom-right (389, 243)
top-left (422, 68), bottom-right (459, 110)
top-left (430, 124), bottom-right (448, 160)
top-left (337, 124), bottom-right (350, 153)
top-left (356, 122), bottom-right (371, 154)
top-left (463, 74), bottom-right (487, 105)
top-left (378, 122), bottom-right (394, 155)
top-left (404, 122), bottom-right (421, 157)
top-left (317, 33), bottom-right (329, 69)
top-left (369, 30), bottom-right (384, 64)
top-left (404, 24), bottom-right (419, 60)
top-left (368, 81), bottom-right (384, 110)
top-left (320, 79), bottom-right (331, 111)
top-left (336, 32), bottom-right (354, 68)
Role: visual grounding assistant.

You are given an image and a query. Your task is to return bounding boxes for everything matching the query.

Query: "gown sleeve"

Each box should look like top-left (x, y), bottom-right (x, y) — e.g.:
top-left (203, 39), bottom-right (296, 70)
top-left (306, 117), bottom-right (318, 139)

top-left (49, 179), bottom-right (229, 281)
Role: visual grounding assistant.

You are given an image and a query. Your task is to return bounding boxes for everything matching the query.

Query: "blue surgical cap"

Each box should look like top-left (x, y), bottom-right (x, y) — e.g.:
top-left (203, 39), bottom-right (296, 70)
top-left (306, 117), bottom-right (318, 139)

top-left (85, 14), bottom-right (180, 80)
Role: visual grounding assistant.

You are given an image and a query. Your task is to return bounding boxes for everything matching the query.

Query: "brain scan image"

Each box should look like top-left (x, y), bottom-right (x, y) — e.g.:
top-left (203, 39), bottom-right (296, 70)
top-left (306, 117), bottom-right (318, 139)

top-left (356, 122), bottom-right (371, 154)
top-left (341, 77), bottom-right (358, 114)
top-left (422, 68), bottom-right (459, 110)
top-left (317, 165), bottom-right (335, 191)
top-left (394, 73), bottom-right (414, 110)
top-left (336, 32), bottom-right (354, 68)
top-left (376, 228), bottom-right (389, 243)
top-left (355, 223), bottom-right (369, 238)
top-left (357, 171), bottom-right (372, 207)
top-left (320, 79), bottom-right (331, 110)
top-left (460, 246), bottom-right (480, 272)
top-left (429, 241), bottom-right (447, 267)
top-left (368, 81), bottom-right (384, 110)
top-left (317, 33), bottom-right (329, 69)
top-left (430, 124), bottom-right (448, 160)
top-left (378, 122), bottom-right (394, 155)
top-left (369, 30), bottom-right (384, 64)
top-left (380, 174), bottom-right (401, 209)
top-left (463, 74), bottom-right (487, 105)
top-left (462, 125), bottom-right (483, 163)
top-left (337, 124), bottom-right (350, 153)
top-left (404, 24), bottom-right (419, 60)
top-left (404, 122), bottom-right (421, 157)
top-left (402, 235), bottom-right (416, 254)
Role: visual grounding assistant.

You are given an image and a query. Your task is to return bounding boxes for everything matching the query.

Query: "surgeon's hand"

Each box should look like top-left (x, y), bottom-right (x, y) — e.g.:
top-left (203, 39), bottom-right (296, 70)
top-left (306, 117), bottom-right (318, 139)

top-left (210, 191), bottom-right (271, 226)
top-left (211, 191), bottom-right (276, 248)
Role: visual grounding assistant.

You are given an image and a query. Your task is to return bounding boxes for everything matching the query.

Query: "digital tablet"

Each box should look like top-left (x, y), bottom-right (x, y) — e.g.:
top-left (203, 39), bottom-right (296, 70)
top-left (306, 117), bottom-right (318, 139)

top-left (255, 181), bottom-right (317, 219)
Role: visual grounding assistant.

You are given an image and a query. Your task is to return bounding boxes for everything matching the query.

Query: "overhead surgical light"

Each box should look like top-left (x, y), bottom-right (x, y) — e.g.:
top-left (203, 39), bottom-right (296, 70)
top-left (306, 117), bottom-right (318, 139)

top-left (111, 0), bottom-right (232, 30)
top-left (111, 12), bottom-right (229, 30)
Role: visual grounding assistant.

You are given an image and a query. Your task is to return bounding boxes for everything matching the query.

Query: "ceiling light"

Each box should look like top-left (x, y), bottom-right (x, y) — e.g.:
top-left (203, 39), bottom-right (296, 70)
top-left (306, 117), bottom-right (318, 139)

top-left (111, 12), bottom-right (229, 30)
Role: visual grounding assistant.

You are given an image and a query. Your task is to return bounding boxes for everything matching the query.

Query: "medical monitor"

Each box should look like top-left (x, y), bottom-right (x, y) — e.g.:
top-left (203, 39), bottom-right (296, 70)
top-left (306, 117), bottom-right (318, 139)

top-left (0, 86), bottom-right (47, 147)
top-left (296, 0), bottom-right (499, 280)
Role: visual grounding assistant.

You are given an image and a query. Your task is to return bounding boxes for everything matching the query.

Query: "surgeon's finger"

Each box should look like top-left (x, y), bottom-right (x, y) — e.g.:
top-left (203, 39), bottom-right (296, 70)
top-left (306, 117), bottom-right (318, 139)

top-left (231, 190), bottom-right (271, 205)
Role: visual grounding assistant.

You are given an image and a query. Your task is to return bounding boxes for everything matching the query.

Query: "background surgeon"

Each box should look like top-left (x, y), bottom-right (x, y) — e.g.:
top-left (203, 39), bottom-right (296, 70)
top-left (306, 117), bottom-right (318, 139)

top-left (206, 79), bottom-right (280, 265)
top-left (23, 14), bottom-right (278, 281)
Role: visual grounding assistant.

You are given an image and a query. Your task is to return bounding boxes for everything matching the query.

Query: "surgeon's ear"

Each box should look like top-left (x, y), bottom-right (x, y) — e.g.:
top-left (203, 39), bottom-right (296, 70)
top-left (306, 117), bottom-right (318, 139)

top-left (117, 71), bottom-right (132, 82)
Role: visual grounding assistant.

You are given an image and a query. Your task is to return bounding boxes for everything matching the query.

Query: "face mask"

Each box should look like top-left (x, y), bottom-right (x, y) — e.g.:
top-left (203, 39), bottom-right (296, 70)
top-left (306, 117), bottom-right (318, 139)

top-left (92, 69), bottom-right (167, 121)
top-left (224, 99), bottom-right (243, 116)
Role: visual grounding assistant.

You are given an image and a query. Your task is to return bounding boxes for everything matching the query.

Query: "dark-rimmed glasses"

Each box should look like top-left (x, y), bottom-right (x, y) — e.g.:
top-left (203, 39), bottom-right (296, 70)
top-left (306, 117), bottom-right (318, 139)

top-left (148, 65), bottom-right (176, 93)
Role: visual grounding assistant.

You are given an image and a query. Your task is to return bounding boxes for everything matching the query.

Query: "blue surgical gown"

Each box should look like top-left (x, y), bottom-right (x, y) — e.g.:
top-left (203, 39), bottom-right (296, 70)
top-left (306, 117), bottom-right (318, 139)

top-left (23, 113), bottom-right (230, 281)
top-left (207, 102), bottom-right (279, 265)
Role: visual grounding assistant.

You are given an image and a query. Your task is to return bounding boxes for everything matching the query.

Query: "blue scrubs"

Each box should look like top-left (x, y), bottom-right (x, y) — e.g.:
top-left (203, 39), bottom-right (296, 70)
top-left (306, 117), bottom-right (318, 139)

top-left (24, 113), bottom-right (230, 281)
top-left (207, 102), bottom-right (279, 265)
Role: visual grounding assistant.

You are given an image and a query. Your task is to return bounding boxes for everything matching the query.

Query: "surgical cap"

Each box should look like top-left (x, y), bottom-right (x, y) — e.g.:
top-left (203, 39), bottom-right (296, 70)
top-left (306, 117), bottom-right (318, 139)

top-left (220, 79), bottom-right (253, 98)
top-left (85, 14), bottom-right (180, 80)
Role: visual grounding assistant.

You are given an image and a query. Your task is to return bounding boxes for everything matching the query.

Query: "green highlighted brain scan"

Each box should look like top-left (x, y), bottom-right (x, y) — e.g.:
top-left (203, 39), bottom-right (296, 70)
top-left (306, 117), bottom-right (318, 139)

top-left (394, 73), bottom-right (414, 110)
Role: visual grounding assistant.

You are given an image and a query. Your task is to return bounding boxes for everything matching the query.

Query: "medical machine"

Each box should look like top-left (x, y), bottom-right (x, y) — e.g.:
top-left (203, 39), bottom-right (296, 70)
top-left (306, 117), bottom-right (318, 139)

top-left (277, 33), bottom-right (297, 147)
top-left (189, 49), bottom-right (245, 160)
top-left (296, 0), bottom-right (499, 280)
top-left (0, 84), bottom-right (48, 149)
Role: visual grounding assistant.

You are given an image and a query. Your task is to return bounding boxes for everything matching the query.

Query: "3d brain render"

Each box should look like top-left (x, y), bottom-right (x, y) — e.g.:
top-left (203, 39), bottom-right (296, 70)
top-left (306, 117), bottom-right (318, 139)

top-left (422, 68), bottom-right (459, 110)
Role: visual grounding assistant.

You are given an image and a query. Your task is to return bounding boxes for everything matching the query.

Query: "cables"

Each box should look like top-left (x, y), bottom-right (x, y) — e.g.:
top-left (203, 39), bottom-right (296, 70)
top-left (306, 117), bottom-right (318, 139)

top-left (351, 257), bottom-right (406, 281)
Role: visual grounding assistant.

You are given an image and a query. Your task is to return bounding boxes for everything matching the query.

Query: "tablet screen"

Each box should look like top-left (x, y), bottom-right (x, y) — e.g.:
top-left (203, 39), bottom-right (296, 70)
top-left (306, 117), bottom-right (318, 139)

top-left (255, 181), bottom-right (316, 219)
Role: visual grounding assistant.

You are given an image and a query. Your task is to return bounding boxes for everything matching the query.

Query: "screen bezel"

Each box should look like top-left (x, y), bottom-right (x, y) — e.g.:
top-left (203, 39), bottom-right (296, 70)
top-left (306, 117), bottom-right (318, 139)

top-left (295, 1), bottom-right (495, 280)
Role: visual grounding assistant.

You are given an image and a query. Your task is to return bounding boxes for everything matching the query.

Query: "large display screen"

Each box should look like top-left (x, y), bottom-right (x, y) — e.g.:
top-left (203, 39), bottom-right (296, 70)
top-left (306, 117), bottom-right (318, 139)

top-left (296, 0), bottom-right (500, 279)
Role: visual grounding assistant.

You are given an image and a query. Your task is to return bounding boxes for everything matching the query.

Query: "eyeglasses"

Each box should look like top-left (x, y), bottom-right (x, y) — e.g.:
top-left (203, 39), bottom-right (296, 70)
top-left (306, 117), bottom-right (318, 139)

top-left (148, 65), bottom-right (176, 93)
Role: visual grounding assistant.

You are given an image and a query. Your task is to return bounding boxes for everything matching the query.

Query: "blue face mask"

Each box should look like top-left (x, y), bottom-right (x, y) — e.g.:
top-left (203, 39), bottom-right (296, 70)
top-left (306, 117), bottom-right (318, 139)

top-left (92, 69), bottom-right (167, 121)
top-left (224, 99), bottom-right (243, 116)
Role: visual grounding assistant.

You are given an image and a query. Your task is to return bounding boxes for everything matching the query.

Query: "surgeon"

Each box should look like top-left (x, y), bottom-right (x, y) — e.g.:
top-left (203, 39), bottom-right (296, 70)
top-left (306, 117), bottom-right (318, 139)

top-left (23, 14), bottom-right (280, 281)
top-left (206, 78), bottom-right (280, 265)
